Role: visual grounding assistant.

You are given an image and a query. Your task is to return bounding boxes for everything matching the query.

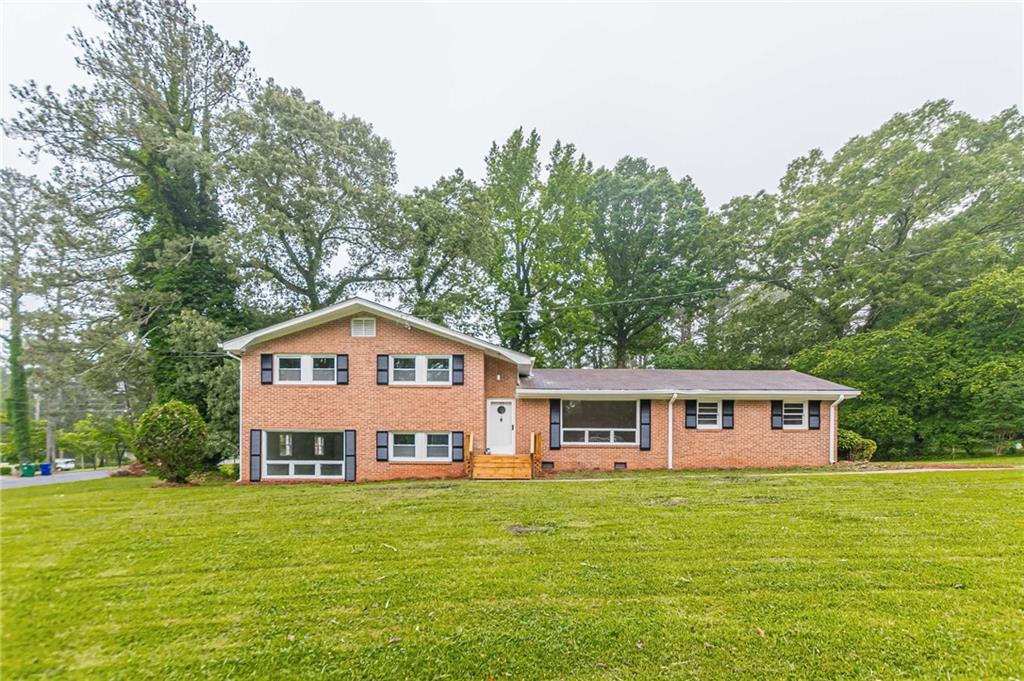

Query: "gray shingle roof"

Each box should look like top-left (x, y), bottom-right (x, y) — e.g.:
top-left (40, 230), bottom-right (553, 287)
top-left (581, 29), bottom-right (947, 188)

top-left (519, 369), bottom-right (857, 393)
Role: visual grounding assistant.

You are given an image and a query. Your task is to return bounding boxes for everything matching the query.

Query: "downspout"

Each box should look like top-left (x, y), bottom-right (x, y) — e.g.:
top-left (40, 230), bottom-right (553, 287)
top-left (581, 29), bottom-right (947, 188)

top-left (667, 392), bottom-right (679, 470)
top-left (829, 394), bottom-right (846, 465)
top-left (224, 350), bottom-right (243, 481)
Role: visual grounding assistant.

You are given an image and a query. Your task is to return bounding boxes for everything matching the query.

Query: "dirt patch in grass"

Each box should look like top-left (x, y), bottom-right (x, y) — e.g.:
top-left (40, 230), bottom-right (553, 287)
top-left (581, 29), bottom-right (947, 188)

top-left (506, 525), bottom-right (555, 535)
top-left (644, 497), bottom-right (688, 507)
top-left (151, 481), bottom-right (197, 488)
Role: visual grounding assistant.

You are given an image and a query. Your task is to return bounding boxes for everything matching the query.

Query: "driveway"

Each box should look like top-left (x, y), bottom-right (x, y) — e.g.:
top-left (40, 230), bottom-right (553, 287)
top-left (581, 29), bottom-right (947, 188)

top-left (0, 469), bottom-right (113, 489)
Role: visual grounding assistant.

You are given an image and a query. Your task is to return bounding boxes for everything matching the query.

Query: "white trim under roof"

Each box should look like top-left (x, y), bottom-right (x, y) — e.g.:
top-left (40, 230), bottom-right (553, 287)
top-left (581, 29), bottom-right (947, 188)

top-left (515, 388), bottom-right (861, 400)
top-left (219, 297), bottom-right (535, 376)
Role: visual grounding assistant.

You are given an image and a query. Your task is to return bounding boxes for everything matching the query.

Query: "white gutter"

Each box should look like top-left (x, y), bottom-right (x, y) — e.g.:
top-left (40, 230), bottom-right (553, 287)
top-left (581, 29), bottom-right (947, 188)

top-left (667, 392), bottom-right (678, 470)
top-left (829, 394), bottom-right (846, 465)
top-left (223, 350), bottom-right (243, 481)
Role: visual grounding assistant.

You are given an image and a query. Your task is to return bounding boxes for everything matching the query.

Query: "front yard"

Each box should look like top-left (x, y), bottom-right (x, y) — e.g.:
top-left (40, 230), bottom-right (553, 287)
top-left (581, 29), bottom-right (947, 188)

top-left (2, 467), bottom-right (1022, 679)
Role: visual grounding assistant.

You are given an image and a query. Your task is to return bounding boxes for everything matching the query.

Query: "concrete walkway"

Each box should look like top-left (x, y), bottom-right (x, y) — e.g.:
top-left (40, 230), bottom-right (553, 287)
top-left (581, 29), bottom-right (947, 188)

top-left (0, 469), bottom-right (112, 489)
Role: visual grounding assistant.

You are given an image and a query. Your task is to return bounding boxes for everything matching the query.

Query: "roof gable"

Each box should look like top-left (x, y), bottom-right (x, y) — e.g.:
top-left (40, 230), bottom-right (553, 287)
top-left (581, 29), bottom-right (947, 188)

top-left (221, 298), bottom-right (534, 374)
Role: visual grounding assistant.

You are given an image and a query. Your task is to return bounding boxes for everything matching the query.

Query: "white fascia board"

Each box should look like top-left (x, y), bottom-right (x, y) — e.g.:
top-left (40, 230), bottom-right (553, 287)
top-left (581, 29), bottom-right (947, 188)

top-left (515, 389), bottom-right (861, 400)
top-left (219, 297), bottom-right (534, 374)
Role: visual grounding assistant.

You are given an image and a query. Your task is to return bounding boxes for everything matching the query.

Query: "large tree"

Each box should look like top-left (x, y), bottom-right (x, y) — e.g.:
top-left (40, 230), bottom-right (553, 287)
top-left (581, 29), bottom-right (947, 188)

top-left (703, 101), bottom-right (1023, 365)
top-left (586, 157), bottom-right (710, 367)
top-left (0, 170), bottom-right (41, 462)
top-left (221, 81), bottom-right (401, 311)
top-left (398, 170), bottom-right (497, 332)
top-left (485, 129), bottom-right (595, 363)
top-left (6, 0), bottom-right (252, 403)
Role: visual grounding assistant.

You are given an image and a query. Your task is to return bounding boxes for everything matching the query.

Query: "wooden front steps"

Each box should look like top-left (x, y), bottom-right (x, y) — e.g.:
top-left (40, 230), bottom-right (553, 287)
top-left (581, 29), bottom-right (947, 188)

top-left (471, 454), bottom-right (533, 480)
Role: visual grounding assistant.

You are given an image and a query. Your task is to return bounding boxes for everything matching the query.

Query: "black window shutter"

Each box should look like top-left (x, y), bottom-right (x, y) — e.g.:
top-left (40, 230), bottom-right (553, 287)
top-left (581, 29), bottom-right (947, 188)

top-left (722, 400), bottom-right (735, 430)
top-left (685, 400), bottom-right (697, 429)
top-left (376, 355), bottom-right (389, 385)
top-left (260, 354), bottom-right (273, 384)
top-left (249, 429), bottom-right (262, 482)
top-left (344, 430), bottom-right (356, 481)
top-left (639, 399), bottom-right (652, 450)
top-left (452, 431), bottom-right (465, 461)
top-left (336, 354), bottom-right (349, 385)
top-left (808, 400), bottom-right (821, 430)
top-left (549, 399), bottom-right (561, 450)
top-left (452, 354), bottom-right (464, 385)
top-left (376, 431), bottom-right (389, 461)
top-left (771, 400), bottom-right (784, 429)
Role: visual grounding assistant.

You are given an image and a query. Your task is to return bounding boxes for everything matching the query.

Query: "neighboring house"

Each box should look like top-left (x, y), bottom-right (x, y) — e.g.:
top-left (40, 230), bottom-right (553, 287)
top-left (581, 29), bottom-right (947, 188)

top-left (221, 298), bottom-right (860, 483)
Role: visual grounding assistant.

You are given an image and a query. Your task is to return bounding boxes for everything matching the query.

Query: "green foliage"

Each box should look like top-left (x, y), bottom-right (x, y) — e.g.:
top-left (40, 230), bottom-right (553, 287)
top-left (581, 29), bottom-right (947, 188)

top-left (0, 170), bottom-right (41, 463)
top-left (795, 267), bottom-right (1024, 456)
top-left (0, 414), bottom-right (48, 463)
top-left (134, 400), bottom-right (208, 483)
top-left (586, 157), bottom-right (710, 366)
top-left (59, 414), bottom-right (134, 468)
top-left (399, 170), bottom-right (497, 334)
top-left (222, 81), bottom-right (401, 311)
top-left (837, 428), bottom-right (878, 461)
top-left (485, 130), bottom-right (597, 362)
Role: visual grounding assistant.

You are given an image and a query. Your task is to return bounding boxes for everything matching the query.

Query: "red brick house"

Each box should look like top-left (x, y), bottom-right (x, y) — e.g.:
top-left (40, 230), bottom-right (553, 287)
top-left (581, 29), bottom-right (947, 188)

top-left (221, 298), bottom-right (860, 483)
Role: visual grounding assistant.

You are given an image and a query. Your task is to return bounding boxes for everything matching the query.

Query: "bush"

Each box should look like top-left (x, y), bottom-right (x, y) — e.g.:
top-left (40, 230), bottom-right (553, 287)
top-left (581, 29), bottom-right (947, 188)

top-left (0, 465), bottom-right (11, 476)
top-left (838, 428), bottom-right (878, 462)
top-left (134, 401), bottom-right (208, 483)
top-left (218, 462), bottom-right (240, 479)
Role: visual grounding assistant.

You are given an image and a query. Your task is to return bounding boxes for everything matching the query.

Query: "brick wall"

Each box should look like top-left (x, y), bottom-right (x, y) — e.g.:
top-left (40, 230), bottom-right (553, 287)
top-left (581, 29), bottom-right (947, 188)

top-left (516, 399), bottom-right (670, 472)
top-left (240, 314), bottom-right (501, 483)
top-left (516, 397), bottom-right (836, 473)
top-left (676, 400), bottom-right (834, 469)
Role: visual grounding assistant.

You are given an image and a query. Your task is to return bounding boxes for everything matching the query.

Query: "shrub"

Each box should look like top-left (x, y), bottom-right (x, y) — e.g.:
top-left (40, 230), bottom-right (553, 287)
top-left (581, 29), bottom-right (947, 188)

top-left (0, 465), bottom-right (11, 476)
top-left (134, 401), bottom-right (208, 483)
top-left (838, 428), bottom-right (878, 462)
top-left (218, 462), bottom-right (240, 479)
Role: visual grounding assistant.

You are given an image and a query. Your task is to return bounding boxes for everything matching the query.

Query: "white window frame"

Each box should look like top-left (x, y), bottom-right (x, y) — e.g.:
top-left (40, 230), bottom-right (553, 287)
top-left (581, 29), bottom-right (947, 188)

top-left (262, 430), bottom-right (346, 479)
top-left (310, 355), bottom-right (336, 383)
top-left (696, 400), bottom-right (721, 430)
top-left (782, 401), bottom-right (808, 430)
top-left (274, 355), bottom-right (339, 384)
top-left (390, 356), bottom-right (419, 384)
top-left (276, 355), bottom-right (303, 383)
top-left (560, 400), bottom-right (639, 446)
top-left (351, 317), bottom-right (376, 337)
top-left (389, 355), bottom-right (453, 386)
top-left (389, 432), bottom-right (453, 462)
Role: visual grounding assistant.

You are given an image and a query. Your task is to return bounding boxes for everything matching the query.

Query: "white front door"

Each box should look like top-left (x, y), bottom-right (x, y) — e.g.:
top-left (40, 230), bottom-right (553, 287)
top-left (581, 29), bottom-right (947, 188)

top-left (486, 400), bottom-right (516, 454)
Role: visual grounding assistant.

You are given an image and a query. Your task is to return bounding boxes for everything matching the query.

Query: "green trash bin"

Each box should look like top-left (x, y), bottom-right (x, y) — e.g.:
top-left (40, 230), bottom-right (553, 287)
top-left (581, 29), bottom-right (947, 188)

top-left (20, 463), bottom-right (36, 477)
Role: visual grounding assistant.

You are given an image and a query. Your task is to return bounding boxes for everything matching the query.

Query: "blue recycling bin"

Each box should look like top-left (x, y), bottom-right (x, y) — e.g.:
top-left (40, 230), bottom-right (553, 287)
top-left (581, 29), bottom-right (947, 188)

top-left (39, 463), bottom-right (53, 476)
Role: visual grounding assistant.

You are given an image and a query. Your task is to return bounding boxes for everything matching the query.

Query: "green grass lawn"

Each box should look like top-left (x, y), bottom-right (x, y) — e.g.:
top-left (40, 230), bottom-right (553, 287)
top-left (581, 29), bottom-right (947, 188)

top-left (3, 469), bottom-right (1022, 679)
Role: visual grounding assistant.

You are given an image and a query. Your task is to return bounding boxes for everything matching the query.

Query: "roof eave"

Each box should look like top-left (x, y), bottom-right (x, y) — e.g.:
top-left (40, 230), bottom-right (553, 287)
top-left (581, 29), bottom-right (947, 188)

top-left (515, 388), bottom-right (862, 399)
top-left (220, 298), bottom-right (534, 374)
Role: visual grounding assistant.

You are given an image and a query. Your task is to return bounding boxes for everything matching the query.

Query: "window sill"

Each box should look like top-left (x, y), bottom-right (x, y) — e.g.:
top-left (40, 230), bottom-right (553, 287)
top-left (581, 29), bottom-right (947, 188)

top-left (782, 426), bottom-right (809, 431)
top-left (388, 383), bottom-right (453, 388)
top-left (387, 459), bottom-right (455, 465)
top-left (695, 426), bottom-right (722, 431)
top-left (559, 443), bottom-right (640, 448)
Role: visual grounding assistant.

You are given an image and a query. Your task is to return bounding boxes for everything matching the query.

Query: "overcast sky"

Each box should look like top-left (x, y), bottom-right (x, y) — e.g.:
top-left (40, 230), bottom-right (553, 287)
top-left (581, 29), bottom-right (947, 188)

top-left (2, 1), bottom-right (1021, 208)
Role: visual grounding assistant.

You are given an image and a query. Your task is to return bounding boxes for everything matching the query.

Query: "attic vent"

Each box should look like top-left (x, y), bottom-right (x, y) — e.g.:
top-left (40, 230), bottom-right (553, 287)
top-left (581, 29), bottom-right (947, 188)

top-left (614, 462), bottom-right (627, 471)
top-left (351, 318), bottom-right (376, 337)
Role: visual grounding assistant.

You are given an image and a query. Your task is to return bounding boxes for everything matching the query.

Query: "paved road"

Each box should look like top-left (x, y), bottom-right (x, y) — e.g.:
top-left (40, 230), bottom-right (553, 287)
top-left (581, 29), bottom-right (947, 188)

top-left (0, 469), bottom-right (112, 489)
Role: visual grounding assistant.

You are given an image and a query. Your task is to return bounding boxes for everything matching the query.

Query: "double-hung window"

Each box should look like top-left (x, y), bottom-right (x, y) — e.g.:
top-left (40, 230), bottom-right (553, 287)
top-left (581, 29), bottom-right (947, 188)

top-left (783, 402), bottom-right (807, 429)
top-left (696, 401), bottom-right (721, 429)
top-left (389, 432), bottom-right (452, 461)
top-left (277, 356), bottom-right (302, 382)
top-left (391, 357), bottom-right (417, 383)
top-left (390, 356), bottom-right (452, 385)
top-left (275, 355), bottom-right (335, 383)
top-left (562, 400), bottom-right (638, 444)
top-left (311, 356), bottom-right (336, 382)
